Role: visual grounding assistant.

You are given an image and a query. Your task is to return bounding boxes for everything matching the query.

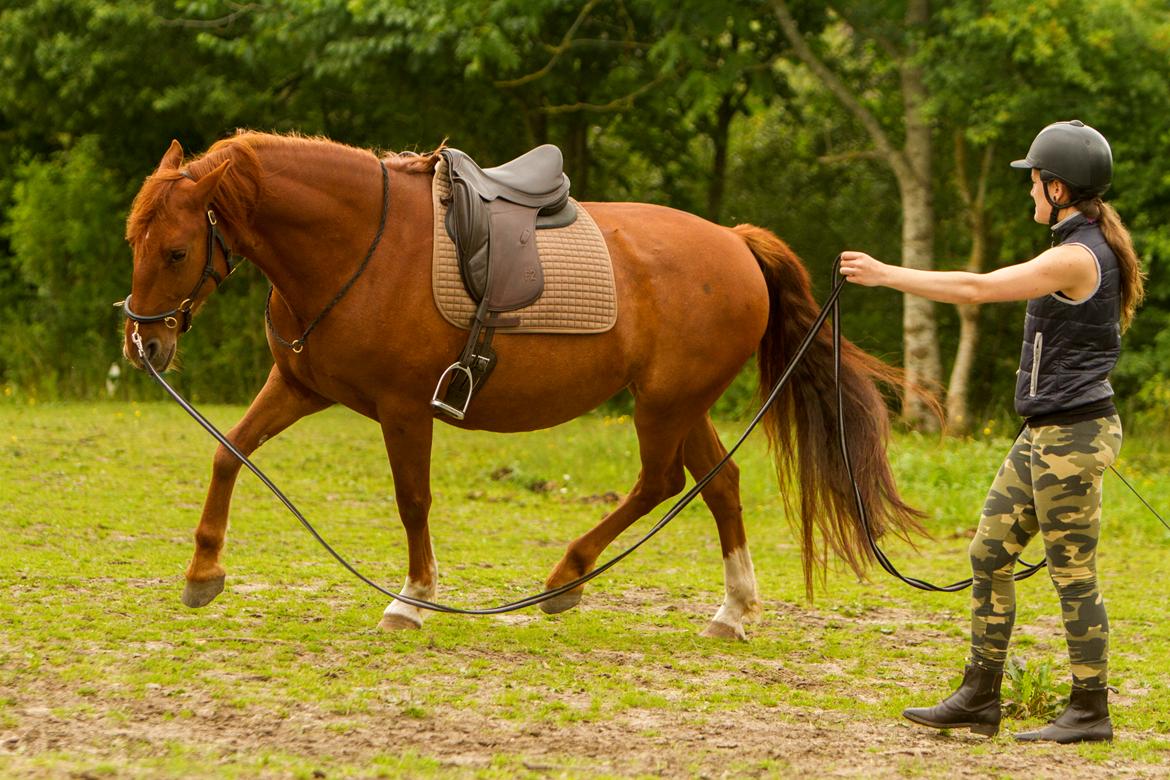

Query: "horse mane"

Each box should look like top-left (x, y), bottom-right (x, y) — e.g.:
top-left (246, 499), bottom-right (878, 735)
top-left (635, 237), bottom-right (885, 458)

top-left (382, 141), bottom-right (447, 173)
top-left (126, 131), bottom-right (447, 246)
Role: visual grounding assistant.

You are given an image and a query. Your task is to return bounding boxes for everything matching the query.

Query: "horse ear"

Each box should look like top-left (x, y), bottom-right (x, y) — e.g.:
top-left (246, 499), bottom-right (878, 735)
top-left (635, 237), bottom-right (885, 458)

top-left (157, 140), bottom-right (183, 172)
top-left (191, 160), bottom-right (232, 205)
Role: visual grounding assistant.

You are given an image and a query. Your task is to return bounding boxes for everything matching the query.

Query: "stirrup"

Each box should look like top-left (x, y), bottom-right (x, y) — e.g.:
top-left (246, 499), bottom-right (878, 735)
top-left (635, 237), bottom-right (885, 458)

top-left (431, 362), bottom-right (474, 420)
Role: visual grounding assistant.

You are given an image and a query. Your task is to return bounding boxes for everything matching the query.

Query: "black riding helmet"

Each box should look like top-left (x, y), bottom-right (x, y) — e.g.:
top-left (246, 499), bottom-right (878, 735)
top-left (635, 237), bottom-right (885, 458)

top-left (1011, 120), bottom-right (1113, 225)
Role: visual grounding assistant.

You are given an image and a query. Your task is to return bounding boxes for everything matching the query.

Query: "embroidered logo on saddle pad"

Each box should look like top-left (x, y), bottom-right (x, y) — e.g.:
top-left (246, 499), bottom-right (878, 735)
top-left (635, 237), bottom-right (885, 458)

top-left (431, 157), bottom-right (617, 334)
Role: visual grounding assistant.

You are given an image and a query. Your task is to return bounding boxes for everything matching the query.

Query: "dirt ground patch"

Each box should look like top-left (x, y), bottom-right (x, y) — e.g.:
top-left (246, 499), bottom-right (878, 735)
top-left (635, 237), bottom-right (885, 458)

top-left (3, 680), bottom-right (1166, 779)
top-left (3, 599), bottom-right (1167, 779)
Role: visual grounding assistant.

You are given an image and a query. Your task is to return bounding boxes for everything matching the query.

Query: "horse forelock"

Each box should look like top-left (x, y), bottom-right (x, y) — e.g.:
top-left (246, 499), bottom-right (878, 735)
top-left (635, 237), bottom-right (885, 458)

top-left (125, 169), bottom-right (182, 246)
top-left (125, 134), bottom-right (266, 247)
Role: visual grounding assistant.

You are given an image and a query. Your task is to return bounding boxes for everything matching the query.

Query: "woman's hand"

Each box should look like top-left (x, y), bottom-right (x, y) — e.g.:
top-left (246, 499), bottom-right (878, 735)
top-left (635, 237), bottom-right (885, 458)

top-left (838, 251), bottom-right (890, 287)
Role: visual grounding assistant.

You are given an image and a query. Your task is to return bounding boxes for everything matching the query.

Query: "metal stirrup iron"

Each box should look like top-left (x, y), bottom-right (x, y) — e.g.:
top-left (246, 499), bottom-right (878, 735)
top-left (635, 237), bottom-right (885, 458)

top-left (431, 363), bottom-right (475, 419)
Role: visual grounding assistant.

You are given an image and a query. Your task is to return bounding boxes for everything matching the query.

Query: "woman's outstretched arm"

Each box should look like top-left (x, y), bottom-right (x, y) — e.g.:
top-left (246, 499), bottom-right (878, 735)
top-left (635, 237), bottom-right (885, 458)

top-left (838, 245), bottom-right (1099, 305)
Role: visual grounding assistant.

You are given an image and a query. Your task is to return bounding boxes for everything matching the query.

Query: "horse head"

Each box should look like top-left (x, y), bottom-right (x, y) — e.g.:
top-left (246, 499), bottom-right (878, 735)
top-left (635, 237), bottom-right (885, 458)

top-left (120, 139), bottom-right (234, 371)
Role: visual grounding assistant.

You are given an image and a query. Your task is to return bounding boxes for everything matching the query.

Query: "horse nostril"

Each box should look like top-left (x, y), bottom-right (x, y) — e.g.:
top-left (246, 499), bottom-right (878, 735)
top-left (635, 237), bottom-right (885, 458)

top-left (144, 338), bottom-right (162, 365)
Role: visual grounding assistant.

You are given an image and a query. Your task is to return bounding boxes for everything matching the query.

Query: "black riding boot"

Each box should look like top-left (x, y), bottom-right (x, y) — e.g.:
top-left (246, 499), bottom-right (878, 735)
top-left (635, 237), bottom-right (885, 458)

top-left (1014, 687), bottom-right (1113, 743)
top-left (902, 664), bottom-right (1002, 737)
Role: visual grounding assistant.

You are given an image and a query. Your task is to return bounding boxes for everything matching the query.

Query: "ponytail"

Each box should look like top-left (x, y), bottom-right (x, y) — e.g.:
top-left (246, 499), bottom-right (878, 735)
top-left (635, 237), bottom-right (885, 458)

top-left (1080, 198), bottom-right (1145, 332)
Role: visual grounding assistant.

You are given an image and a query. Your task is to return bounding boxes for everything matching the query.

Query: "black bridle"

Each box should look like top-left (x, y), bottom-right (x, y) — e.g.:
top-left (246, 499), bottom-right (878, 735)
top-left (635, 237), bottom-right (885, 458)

top-left (116, 161), bottom-right (390, 353)
top-left (115, 172), bottom-right (239, 334)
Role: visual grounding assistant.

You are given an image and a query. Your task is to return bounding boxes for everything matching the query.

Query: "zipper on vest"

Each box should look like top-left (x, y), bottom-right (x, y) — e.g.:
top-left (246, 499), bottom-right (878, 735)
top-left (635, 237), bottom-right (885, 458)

top-left (1029, 331), bottom-right (1043, 397)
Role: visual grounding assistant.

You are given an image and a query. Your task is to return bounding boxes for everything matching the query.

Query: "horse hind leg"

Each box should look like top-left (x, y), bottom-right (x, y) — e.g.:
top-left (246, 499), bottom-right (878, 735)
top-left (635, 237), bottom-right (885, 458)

top-left (182, 366), bottom-right (332, 607)
top-left (541, 406), bottom-right (690, 614)
top-left (684, 416), bottom-right (761, 641)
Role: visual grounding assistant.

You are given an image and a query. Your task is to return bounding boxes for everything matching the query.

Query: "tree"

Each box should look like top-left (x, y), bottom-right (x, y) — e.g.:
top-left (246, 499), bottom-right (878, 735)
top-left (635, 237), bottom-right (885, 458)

top-left (926, 0), bottom-right (1170, 430)
top-left (769, 0), bottom-right (1170, 432)
top-left (771, 0), bottom-right (942, 430)
top-left (1, 0), bottom-right (1168, 416)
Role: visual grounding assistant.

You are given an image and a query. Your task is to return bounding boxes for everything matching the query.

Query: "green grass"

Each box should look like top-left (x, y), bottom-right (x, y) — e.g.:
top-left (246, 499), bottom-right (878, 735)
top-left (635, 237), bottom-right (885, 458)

top-left (1, 401), bottom-right (1169, 778)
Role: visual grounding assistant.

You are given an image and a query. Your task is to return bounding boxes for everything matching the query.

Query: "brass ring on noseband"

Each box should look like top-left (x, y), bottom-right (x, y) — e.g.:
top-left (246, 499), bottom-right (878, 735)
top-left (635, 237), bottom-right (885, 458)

top-left (163, 298), bottom-right (195, 330)
top-left (290, 340), bottom-right (305, 354)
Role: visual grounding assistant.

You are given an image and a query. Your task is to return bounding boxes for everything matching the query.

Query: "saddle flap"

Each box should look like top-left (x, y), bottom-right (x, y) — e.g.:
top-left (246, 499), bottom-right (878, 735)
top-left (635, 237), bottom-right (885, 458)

top-left (485, 202), bottom-right (544, 312)
top-left (444, 177), bottom-right (490, 301)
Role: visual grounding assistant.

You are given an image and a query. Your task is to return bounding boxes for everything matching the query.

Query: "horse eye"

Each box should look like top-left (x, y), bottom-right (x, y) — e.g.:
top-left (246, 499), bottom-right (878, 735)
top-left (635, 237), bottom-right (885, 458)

top-left (168, 249), bottom-right (187, 263)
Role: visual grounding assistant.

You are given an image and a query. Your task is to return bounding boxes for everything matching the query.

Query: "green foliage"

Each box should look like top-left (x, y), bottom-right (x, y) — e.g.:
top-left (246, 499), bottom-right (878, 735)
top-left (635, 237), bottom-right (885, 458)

top-left (0, 0), bottom-right (1169, 422)
top-left (1002, 657), bottom-right (1069, 721)
top-left (1, 137), bottom-right (131, 398)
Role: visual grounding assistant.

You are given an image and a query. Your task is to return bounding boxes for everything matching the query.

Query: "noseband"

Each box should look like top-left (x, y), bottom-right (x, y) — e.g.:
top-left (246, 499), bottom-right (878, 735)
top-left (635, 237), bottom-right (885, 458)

top-left (115, 171), bottom-right (240, 333)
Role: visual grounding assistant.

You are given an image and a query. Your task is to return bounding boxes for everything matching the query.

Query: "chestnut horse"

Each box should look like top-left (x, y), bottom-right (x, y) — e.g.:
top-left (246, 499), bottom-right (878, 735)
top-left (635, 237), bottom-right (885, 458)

top-left (122, 132), bottom-right (921, 639)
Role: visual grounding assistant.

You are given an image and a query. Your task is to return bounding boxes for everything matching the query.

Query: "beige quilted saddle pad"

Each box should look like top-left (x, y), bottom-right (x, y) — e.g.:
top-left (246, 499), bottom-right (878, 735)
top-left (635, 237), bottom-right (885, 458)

top-left (431, 157), bottom-right (617, 334)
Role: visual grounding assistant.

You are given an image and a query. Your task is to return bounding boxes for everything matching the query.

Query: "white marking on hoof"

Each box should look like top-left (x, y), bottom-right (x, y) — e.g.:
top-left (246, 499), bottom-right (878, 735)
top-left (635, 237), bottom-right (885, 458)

top-left (381, 568), bottom-right (436, 630)
top-left (378, 612), bottom-right (422, 631)
top-left (181, 575), bottom-right (225, 608)
top-left (539, 587), bottom-right (583, 615)
top-left (707, 546), bottom-right (761, 638)
top-left (702, 620), bottom-right (746, 640)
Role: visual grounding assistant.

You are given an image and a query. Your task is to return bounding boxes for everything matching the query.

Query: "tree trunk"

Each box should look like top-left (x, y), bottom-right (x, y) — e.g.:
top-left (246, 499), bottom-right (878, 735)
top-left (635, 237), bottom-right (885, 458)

top-left (771, 0), bottom-right (944, 429)
top-left (897, 172), bottom-right (941, 431)
top-left (895, 0), bottom-right (941, 431)
top-left (706, 91), bottom-right (735, 223)
top-left (949, 302), bottom-right (980, 433)
top-left (564, 114), bottom-right (590, 198)
top-left (947, 136), bottom-right (995, 434)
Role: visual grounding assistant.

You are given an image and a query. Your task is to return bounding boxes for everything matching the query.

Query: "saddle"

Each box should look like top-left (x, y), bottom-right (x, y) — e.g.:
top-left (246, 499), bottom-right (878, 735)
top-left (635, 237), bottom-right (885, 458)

top-left (431, 145), bottom-right (578, 419)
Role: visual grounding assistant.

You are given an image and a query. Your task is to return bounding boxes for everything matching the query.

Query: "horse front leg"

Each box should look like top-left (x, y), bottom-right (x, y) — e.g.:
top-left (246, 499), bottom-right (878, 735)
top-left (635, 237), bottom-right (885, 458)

top-left (182, 366), bottom-right (332, 607)
top-left (683, 416), bottom-right (761, 641)
top-left (376, 417), bottom-right (437, 631)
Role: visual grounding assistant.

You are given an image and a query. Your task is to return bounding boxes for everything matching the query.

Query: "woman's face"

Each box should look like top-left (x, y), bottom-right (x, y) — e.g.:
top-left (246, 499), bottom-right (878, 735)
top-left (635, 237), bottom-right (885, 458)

top-left (1029, 169), bottom-right (1049, 224)
top-left (1029, 168), bottom-right (1067, 224)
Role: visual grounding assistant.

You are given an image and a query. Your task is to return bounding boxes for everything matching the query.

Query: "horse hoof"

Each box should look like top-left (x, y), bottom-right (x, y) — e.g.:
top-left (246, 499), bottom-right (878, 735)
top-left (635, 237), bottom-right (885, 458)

top-left (181, 576), bottom-right (225, 608)
top-left (701, 620), bottom-right (746, 641)
top-left (539, 588), bottom-right (583, 615)
top-left (378, 613), bottom-right (422, 632)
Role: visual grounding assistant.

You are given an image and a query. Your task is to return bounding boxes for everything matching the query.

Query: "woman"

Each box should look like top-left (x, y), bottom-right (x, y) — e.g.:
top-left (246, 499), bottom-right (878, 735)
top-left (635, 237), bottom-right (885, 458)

top-left (839, 120), bottom-right (1144, 743)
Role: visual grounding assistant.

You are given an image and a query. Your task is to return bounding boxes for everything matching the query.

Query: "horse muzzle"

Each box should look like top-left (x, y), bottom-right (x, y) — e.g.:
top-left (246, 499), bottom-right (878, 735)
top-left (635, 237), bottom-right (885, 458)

top-left (124, 323), bottom-right (177, 372)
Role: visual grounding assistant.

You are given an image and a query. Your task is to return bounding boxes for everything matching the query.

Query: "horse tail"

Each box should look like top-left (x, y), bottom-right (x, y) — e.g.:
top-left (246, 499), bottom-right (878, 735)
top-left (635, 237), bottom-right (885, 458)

top-left (732, 224), bottom-right (928, 598)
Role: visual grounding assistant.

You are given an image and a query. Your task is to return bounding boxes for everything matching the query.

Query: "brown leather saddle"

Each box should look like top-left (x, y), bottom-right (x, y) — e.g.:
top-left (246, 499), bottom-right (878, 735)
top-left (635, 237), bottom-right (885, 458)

top-left (431, 145), bottom-right (577, 419)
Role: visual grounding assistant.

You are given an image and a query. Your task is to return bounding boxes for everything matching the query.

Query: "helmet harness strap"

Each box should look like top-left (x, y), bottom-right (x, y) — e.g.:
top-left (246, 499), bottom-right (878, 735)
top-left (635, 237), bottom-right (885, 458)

top-left (1041, 175), bottom-right (1080, 227)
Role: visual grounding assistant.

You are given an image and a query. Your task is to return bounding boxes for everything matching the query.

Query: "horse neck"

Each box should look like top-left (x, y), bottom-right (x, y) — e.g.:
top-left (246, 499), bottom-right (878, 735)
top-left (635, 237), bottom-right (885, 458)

top-left (242, 141), bottom-right (385, 314)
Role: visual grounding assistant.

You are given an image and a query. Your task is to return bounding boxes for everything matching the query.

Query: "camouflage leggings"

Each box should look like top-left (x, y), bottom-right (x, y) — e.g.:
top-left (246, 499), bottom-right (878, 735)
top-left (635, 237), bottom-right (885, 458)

top-left (968, 415), bottom-right (1122, 690)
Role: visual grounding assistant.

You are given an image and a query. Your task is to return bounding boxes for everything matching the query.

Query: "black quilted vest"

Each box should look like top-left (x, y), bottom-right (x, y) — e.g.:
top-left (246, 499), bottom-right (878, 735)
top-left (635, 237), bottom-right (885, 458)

top-left (1014, 213), bottom-right (1121, 418)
